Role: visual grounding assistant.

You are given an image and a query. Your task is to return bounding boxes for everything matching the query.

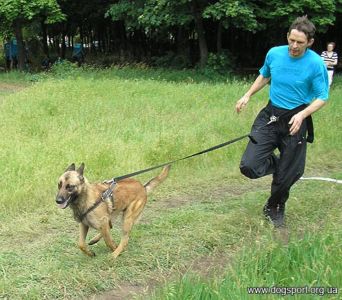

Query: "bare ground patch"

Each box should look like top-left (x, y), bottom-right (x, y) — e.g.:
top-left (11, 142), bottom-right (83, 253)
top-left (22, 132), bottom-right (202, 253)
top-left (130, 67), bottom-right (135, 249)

top-left (0, 82), bottom-right (27, 99)
top-left (90, 251), bottom-right (232, 300)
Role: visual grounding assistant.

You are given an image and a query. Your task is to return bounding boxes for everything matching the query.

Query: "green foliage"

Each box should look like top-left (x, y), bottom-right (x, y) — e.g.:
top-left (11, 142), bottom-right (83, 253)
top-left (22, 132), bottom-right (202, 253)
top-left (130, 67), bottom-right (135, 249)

top-left (203, 0), bottom-right (260, 31)
top-left (0, 0), bottom-right (64, 24)
top-left (48, 59), bottom-right (81, 77)
top-left (260, 0), bottom-right (336, 31)
top-left (201, 52), bottom-right (235, 76)
top-left (106, 0), bottom-right (194, 31)
top-left (105, 0), bottom-right (145, 29)
top-left (151, 51), bottom-right (192, 69)
top-left (138, 0), bottom-right (193, 27)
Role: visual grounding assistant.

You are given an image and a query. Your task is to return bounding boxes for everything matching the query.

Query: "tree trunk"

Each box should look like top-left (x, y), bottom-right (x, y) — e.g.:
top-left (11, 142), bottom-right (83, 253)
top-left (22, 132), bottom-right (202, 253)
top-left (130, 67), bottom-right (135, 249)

top-left (176, 27), bottom-right (190, 58)
top-left (190, 1), bottom-right (208, 68)
top-left (41, 19), bottom-right (49, 57)
top-left (13, 19), bottom-right (25, 71)
top-left (217, 21), bottom-right (223, 54)
top-left (61, 33), bottom-right (66, 59)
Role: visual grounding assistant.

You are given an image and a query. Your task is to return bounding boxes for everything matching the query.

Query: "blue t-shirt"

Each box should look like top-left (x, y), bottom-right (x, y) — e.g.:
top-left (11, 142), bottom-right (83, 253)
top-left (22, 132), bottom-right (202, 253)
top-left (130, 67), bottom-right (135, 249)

top-left (259, 45), bottom-right (329, 109)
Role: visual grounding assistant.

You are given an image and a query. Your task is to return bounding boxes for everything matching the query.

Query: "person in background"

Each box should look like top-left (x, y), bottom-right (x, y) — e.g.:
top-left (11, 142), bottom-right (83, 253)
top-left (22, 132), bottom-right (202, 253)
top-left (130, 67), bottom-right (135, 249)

top-left (321, 42), bottom-right (338, 86)
top-left (235, 16), bottom-right (329, 227)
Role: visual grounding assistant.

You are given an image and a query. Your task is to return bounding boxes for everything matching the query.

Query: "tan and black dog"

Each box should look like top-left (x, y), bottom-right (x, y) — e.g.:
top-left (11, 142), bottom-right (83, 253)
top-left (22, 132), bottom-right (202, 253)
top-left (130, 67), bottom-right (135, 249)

top-left (56, 163), bottom-right (170, 258)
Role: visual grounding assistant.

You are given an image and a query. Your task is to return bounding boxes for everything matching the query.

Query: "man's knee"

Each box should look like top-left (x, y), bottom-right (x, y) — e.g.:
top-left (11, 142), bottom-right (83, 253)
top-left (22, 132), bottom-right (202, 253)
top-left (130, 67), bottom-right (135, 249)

top-left (240, 161), bottom-right (260, 179)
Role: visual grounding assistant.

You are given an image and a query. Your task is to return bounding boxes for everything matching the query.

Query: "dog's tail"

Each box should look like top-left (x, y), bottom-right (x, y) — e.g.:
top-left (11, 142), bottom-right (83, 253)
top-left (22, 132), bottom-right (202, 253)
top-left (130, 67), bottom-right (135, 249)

top-left (144, 165), bottom-right (171, 194)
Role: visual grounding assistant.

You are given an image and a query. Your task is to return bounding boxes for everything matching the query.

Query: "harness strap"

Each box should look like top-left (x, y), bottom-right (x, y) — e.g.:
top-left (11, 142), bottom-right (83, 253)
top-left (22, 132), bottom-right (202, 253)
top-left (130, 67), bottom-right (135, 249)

top-left (79, 181), bottom-right (117, 221)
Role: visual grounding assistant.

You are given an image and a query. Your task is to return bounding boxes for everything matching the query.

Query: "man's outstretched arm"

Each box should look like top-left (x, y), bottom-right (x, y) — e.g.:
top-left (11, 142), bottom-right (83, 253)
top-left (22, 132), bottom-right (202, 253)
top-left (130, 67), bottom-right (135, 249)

top-left (235, 75), bottom-right (270, 113)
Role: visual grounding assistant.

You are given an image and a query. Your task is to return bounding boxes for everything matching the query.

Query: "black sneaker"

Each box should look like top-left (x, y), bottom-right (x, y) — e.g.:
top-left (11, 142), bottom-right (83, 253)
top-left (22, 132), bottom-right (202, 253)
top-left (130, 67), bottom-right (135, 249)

top-left (275, 203), bottom-right (285, 227)
top-left (263, 203), bottom-right (285, 228)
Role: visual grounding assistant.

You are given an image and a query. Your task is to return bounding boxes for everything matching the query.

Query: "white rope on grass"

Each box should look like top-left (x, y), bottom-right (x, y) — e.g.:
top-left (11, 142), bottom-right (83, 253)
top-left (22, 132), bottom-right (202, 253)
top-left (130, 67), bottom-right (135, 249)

top-left (300, 177), bottom-right (342, 184)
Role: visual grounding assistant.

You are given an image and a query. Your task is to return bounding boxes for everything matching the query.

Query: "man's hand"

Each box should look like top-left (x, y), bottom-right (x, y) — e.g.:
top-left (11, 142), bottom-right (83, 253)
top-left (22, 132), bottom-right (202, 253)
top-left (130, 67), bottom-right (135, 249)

top-left (236, 95), bottom-right (250, 113)
top-left (288, 99), bottom-right (326, 135)
top-left (288, 112), bottom-right (305, 135)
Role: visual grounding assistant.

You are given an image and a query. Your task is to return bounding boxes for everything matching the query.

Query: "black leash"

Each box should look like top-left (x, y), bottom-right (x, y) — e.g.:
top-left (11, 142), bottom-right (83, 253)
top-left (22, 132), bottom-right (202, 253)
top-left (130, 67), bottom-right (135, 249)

top-left (112, 133), bottom-right (255, 182)
top-left (80, 102), bottom-right (315, 221)
top-left (79, 133), bottom-right (254, 221)
top-left (106, 101), bottom-right (314, 184)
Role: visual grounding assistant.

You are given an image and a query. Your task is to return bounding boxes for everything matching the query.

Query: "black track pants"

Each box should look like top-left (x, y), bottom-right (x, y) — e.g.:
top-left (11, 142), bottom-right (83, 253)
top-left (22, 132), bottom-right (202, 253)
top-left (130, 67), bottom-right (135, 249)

top-left (240, 104), bottom-right (307, 207)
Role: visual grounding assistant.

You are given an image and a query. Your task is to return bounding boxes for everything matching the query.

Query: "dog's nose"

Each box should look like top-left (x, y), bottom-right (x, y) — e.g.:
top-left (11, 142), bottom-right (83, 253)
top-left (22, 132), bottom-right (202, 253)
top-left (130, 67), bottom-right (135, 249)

top-left (56, 195), bottom-right (65, 204)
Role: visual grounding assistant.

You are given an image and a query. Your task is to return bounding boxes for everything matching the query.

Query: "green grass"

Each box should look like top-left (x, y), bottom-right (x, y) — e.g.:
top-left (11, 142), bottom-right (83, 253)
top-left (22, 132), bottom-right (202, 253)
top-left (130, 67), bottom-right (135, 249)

top-left (150, 183), bottom-right (342, 300)
top-left (0, 68), bottom-right (341, 299)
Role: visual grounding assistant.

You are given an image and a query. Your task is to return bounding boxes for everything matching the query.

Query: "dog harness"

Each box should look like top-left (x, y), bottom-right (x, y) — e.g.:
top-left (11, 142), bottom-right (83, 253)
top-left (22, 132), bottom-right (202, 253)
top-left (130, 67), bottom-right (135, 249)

top-left (79, 180), bottom-right (117, 222)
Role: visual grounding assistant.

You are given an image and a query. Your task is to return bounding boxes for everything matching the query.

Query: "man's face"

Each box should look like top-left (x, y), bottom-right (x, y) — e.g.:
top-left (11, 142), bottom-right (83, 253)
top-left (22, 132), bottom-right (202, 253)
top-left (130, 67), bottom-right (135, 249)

top-left (287, 29), bottom-right (314, 58)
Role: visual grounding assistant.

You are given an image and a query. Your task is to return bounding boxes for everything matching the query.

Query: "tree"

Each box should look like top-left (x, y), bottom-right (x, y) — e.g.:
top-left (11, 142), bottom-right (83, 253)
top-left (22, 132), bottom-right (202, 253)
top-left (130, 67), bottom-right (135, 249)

top-left (1, 0), bottom-right (341, 70)
top-left (0, 0), bottom-right (64, 70)
top-left (107, 0), bottom-right (211, 67)
top-left (203, 0), bottom-right (260, 53)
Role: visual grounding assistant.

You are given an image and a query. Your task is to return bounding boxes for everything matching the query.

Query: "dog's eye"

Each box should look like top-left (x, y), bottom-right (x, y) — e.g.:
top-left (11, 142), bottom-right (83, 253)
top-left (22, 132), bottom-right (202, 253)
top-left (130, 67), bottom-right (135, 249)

top-left (58, 182), bottom-right (62, 189)
top-left (66, 184), bottom-right (76, 191)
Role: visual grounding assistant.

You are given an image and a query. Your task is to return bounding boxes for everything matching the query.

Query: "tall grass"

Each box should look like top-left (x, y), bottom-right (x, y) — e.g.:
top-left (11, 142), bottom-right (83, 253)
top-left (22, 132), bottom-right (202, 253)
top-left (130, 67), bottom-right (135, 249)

top-left (1, 67), bottom-right (340, 217)
top-left (150, 230), bottom-right (342, 300)
top-left (0, 66), bottom-right (266, 217)
top-left (0, 68), bottom-right (341, 299)
top-left (147, 74), bottom-right (342, 300)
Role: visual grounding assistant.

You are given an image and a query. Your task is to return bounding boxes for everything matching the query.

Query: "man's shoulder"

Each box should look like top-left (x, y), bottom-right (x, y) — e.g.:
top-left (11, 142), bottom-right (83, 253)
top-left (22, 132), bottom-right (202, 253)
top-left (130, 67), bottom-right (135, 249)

top-left (268, 45), bottom-right (288, 54)
top-left (266, 46), bottom-right (288, 60)
top-left (307, 49), bottom-right (325, 63)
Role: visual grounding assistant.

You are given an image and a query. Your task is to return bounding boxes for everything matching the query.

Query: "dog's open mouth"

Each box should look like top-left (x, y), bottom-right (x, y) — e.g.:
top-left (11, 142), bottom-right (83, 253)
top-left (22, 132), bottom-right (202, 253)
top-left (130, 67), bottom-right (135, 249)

top-left (56, 196), bottom-right (71, 209)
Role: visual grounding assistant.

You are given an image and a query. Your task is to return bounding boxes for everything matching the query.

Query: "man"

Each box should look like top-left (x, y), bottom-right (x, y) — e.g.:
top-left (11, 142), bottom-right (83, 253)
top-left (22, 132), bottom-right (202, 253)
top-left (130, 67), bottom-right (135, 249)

top-left (235, 16), bottom-right (329, 227)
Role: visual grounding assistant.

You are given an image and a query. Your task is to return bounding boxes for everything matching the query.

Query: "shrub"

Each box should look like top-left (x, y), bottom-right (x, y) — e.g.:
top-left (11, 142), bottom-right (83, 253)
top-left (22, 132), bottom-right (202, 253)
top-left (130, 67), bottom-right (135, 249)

top-left (202, 51), bottom-right (236, 76)
top-left (49, 59), bottom-right (81, 78)
top-left (151, 51), bottom-right (192, 69)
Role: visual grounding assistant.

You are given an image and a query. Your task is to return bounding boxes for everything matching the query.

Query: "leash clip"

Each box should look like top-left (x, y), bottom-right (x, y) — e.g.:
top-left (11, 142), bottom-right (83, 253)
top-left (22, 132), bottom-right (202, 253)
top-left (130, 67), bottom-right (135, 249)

top-left (267, 115), bottom-right (279, 125)
top-left (101, 180), bottom-right (116, 200)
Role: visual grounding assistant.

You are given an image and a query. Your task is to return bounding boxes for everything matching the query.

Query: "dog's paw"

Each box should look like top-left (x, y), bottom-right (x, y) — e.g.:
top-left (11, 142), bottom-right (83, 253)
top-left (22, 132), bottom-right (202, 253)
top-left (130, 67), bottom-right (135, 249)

top-left (80, 245), bottom-right (96, 257)
top-left (90, 251), bottom-right (96, 257)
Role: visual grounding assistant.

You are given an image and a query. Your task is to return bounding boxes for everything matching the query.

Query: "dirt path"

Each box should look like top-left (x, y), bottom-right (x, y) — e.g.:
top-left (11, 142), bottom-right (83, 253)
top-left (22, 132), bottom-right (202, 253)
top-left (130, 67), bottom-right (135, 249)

top-left (0, 82), bottom-right (26, 97)
top-left (90, 252), bottom-right (232, 300)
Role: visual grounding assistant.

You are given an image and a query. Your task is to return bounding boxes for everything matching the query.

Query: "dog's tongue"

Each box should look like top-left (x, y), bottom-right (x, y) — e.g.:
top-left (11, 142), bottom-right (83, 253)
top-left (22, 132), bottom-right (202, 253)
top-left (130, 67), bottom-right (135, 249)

top-left (58, 201), bottom-right (69, 209)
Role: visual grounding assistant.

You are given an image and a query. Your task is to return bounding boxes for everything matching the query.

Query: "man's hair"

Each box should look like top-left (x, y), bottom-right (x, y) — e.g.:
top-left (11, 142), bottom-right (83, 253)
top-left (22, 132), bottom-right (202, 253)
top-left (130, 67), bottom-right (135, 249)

top-left (288, 16), bottom-right (316, 40)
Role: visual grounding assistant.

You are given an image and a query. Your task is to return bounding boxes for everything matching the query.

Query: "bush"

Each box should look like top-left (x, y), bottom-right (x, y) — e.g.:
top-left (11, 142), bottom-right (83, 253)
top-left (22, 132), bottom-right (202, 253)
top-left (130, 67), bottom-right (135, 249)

top-left (202, 51), bottom-right (236, 76)
top-left (151, 51), bottom-right (192, 69)
top-left (49, 59), bottom-right (81, 78)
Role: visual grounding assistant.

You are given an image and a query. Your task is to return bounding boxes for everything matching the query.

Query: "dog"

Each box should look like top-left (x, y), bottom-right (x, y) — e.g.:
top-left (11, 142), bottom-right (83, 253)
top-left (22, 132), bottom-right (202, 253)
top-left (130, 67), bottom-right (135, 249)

top-left (56, 163), bottom-right (170, 258)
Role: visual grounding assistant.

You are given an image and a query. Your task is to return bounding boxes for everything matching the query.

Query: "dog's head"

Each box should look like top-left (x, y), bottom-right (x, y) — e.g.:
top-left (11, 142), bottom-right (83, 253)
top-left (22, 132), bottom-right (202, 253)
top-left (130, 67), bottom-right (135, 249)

top-left (56, 163), bottom-right (85, 209)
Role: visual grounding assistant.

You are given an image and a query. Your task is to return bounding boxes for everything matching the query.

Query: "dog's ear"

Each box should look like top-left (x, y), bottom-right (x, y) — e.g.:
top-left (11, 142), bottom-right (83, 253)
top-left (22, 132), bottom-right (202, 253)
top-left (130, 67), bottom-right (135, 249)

top-left (65, 163), bottom-right (76, 172)
top-left (77, 163), bottom-right (85, 176)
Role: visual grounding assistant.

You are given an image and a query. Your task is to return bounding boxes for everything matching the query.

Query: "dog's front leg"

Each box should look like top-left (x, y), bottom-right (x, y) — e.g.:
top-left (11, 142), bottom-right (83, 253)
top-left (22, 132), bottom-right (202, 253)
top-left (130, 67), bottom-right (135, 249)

top-left (79, 223), bottom-right (95, 257)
